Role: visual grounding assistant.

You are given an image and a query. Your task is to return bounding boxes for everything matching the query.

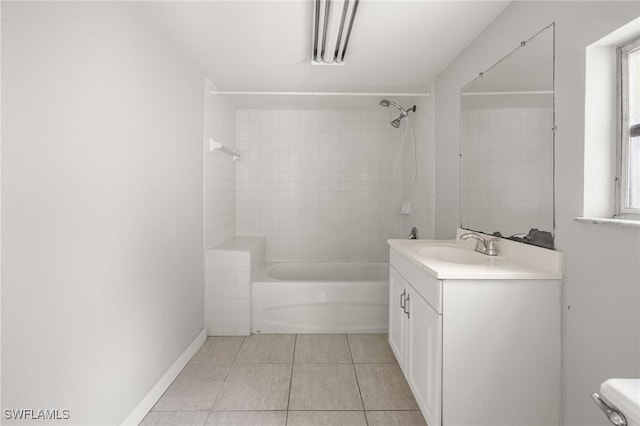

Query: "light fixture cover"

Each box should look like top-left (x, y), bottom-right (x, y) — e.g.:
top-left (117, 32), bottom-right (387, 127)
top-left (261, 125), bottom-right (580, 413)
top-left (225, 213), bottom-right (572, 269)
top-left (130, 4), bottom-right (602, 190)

top-left (312, 0), bottom-right (359, 65)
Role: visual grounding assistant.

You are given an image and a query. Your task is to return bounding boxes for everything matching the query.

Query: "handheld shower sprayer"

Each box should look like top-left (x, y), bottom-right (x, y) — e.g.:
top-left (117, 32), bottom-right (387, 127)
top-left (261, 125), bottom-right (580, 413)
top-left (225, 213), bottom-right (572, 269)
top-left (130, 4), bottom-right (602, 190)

top-left (378, 100), bottom-right (416, 128)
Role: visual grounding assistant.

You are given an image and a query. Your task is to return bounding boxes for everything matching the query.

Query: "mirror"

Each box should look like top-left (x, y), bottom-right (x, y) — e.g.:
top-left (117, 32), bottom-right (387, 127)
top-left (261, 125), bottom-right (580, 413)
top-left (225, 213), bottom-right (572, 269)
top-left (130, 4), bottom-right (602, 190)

top-left (461, 24), bottom-right (555, 249)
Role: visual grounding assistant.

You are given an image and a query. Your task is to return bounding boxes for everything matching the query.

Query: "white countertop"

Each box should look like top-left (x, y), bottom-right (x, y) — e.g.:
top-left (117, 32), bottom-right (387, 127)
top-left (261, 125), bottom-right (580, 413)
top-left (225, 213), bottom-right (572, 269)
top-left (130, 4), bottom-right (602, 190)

top-left (388, 230), bottom-right (563, 280)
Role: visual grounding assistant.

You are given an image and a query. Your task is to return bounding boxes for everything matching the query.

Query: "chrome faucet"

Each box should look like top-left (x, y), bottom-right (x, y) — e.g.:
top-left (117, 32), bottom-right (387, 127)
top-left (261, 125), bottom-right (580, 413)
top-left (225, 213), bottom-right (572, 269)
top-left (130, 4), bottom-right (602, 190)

top-left (459, 232), bottom-right (500, 256)
top-left (408, 227), bottom-right (418, 239)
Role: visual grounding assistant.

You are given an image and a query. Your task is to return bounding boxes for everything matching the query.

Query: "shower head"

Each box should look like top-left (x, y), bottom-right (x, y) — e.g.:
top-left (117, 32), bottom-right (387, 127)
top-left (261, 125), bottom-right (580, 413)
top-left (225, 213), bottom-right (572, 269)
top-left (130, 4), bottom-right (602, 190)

top-left (379, 99), bottom-right (417, 128)
top-left (379, 99), bottom-right (403, 111)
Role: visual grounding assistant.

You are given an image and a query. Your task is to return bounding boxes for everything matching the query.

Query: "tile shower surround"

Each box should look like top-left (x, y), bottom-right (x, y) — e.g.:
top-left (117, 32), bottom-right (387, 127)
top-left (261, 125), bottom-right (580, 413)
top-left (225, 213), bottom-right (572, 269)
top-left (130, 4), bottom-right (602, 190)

top-left (235, 110), bottom-right (406, 262)
top-left (143, 334), bottom-right (427, 426)
top-left (207, 237), bottom-right (265, 336)
top-left (205, 83), bottom-right (237, 249)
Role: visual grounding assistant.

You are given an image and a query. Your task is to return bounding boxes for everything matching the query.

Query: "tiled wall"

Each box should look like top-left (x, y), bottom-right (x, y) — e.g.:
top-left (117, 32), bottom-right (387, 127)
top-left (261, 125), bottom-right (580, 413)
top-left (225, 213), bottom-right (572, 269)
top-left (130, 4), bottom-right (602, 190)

top-left (205, 85), bottom-right (238, 248)
top-left (206, 237), bottom-right (266, 336)
top-left (461, 107), bottom-right (554, 236)
top-left (401, 94), bottom-right (436, 240)
top-left (235, 110), bottom-right (406, 262)
top-left (207, 249), bottom-right (251, 336)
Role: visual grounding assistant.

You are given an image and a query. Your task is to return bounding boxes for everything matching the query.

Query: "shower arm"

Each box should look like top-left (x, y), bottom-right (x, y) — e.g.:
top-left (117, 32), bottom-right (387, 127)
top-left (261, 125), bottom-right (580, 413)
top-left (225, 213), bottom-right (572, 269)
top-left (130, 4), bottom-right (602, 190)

top-left (389, 102), bottom-right (417, 117)
top-left (398, 105), bottom-right (417, 118)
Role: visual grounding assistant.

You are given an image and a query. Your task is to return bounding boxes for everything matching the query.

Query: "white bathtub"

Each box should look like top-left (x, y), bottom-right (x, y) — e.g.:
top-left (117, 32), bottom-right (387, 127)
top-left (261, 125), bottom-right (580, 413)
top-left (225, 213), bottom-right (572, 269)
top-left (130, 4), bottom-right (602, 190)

top-left (252, 262), bottom-right (389, 334)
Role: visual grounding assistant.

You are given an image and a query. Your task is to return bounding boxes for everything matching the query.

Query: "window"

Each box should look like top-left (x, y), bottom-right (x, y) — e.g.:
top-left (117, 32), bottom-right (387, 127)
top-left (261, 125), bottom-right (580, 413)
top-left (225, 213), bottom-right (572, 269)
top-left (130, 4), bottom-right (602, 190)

top-left (617, 36), bottom-right (640, 218)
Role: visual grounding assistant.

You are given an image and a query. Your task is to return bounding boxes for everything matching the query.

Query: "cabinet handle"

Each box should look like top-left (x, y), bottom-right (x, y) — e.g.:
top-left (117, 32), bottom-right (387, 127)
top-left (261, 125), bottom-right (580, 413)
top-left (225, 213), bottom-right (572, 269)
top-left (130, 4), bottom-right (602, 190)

top-left (404, 294), bottom-right (410, 318)
top-left (400, 290), bottom-right (406, 309)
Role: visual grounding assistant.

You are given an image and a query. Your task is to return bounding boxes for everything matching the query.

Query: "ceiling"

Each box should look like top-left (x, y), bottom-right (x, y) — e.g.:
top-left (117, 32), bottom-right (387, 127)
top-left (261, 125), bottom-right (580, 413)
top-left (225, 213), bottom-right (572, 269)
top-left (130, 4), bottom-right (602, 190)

top-left (143, 1), bottom-right (511, 108)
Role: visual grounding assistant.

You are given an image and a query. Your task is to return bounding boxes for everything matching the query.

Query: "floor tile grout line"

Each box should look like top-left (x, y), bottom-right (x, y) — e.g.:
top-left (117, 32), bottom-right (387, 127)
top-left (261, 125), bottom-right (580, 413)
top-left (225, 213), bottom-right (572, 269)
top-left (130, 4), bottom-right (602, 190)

top-left (291, 333), bottom-right (298, 365)
top-left (208, 336), bottom-right (245, 412)
top-left (232, 335), bottom-right (247, 364)
top-left (346, 334), bottom-right (355, 364)
top-left (202, 409), bottom-right (214, 426)
top-left (228, 335), bottom-right (247, 366)
top-left (285, 333), bottom-right (297, 421)
top-left (346, 335), bottom-right (369, 426)
top-left (208, 363), bottom-right (232, 412)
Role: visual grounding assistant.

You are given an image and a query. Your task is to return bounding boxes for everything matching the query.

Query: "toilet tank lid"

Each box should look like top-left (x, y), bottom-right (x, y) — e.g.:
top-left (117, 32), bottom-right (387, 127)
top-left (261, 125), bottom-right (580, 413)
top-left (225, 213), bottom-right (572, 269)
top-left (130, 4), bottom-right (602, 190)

top-left (600, 379), bottom-right (640, 423)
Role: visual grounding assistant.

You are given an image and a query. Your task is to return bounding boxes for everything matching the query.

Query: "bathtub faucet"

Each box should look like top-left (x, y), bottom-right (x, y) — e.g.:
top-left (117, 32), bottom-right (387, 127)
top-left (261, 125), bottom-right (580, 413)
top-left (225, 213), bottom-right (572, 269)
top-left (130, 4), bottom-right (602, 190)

top-left (408, 227), bottom-right (418, 239)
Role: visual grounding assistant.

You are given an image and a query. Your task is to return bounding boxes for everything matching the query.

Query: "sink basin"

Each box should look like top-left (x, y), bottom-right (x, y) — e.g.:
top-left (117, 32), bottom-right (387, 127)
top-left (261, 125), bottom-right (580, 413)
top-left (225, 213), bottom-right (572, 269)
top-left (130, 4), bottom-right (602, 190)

top-left (413, 244), bottom-right (492, 264)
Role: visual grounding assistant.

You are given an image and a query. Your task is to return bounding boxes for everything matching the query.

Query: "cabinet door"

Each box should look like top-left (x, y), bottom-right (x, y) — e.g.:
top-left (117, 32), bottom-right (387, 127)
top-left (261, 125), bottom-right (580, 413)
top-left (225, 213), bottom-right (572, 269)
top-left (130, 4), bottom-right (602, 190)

top-left (388, 267), bottom-right (408, 370)
top-left (407, 290), bottom-right (442, 426)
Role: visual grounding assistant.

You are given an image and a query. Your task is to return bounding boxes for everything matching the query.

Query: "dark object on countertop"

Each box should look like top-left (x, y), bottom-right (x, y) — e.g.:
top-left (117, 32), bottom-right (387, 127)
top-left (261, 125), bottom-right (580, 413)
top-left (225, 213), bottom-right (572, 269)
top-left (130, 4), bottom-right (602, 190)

top-left (525, 228), bottom-right (554, 249)
top-left (506, 228), bottom-right (554, 249)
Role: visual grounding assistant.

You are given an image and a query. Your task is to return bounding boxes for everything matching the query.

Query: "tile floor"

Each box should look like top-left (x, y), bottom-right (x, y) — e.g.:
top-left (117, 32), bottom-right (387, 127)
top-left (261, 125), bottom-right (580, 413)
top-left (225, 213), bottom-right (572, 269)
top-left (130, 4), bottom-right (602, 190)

top-left (141, 334), bottom-right (427, 426)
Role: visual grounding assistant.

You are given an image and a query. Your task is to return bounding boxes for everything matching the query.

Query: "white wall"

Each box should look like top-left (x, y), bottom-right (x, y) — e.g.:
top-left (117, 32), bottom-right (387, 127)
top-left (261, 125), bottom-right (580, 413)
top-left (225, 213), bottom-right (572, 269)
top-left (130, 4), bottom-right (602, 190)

top-left (235, 109), bottom-right (407, 262)
top-left (2, 3), bottom-right (205, 424)
top-left (205, 86), bottom-right (237, 249)
top-left (433, 2), bottom-right (640, 424)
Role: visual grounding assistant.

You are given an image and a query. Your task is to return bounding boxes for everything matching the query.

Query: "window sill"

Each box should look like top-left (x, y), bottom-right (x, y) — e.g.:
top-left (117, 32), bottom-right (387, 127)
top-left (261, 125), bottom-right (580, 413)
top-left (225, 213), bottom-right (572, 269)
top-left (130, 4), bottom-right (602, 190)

top-left (574, 216), bottom-right (640, 228)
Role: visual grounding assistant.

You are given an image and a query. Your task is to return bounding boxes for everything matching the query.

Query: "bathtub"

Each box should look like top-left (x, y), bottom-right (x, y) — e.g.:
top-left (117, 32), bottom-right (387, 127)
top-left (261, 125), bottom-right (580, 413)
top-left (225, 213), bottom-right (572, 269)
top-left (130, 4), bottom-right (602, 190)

top-left (252, 262), bottom-right (389, 334)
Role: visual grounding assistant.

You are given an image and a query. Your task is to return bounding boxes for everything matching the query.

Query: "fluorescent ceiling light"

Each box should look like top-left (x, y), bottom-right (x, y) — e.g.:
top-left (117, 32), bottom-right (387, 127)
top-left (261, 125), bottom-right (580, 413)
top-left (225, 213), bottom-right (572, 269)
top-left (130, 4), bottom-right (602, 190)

top-left (312, 0), bottom-right (360, 65)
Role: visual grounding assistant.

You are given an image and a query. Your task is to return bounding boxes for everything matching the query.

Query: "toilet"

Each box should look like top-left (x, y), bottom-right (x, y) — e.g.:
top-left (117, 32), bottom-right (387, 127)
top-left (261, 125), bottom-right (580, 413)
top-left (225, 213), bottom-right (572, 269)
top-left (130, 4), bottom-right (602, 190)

top-left (593, 379), bottom-right (640, 426)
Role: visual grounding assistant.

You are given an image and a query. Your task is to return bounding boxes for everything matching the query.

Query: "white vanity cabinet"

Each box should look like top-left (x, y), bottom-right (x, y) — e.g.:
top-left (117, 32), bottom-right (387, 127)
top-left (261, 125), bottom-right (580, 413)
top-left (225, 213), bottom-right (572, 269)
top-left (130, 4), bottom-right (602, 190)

top-left (389, 258), bottom-right (442, 426)
top-left (388, 237), bottom-right (562, 426)
top-left (388, 266), bottom-right (408, 367)
top-left (405, 274), bottom-right (442, 424)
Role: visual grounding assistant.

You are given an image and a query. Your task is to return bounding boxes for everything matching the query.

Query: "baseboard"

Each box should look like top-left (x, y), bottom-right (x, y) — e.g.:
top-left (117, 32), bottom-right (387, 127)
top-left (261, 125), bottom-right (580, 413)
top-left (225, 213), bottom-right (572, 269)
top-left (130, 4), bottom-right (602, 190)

top-left (120, 328), bottom-right (207, 426)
